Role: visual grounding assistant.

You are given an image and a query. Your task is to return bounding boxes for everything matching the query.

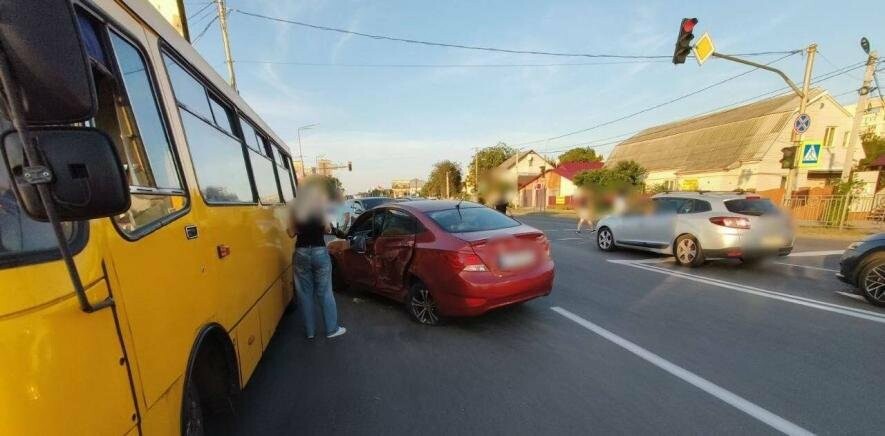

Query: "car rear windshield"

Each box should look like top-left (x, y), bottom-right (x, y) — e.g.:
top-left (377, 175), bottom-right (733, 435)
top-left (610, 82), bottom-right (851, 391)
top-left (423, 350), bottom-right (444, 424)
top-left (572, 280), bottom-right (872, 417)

top-left (427, 206), bottom-right (520, 233)
top-left (724, 198), bottom-right (778, 216)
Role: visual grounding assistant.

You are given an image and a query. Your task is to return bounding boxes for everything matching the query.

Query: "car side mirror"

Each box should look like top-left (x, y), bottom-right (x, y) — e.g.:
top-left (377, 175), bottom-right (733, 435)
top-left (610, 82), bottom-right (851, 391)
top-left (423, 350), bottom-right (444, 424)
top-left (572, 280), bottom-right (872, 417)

top-left (0, 0), bottom-right (97, 125)
top-left (1, 127), bottom-right (130, 221)
top-left (350, 233), bottom-right (367, 254)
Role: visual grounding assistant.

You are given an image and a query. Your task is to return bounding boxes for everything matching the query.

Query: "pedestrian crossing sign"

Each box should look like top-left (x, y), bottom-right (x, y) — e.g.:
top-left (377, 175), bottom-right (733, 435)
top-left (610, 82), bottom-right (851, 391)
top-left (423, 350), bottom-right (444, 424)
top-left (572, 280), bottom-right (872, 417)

top-left (799, 141), bottom-right (821, 167)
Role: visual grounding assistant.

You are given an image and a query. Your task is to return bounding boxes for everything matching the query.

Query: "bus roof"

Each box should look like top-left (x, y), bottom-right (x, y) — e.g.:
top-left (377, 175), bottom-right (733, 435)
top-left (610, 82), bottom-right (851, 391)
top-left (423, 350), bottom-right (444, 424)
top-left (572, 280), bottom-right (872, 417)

top-left (117, 0), bottom-right (291, 154)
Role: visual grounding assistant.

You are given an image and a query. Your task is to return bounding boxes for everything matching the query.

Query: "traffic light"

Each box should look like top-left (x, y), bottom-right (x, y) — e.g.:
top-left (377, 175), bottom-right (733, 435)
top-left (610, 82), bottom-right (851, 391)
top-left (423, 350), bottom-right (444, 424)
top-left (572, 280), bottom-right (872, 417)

top-left (780, 146), bottom-right (797, 169)
top-left (672, 18), bottom-right (698, 64)
top-left (347, 161), bottom-right (353, 171)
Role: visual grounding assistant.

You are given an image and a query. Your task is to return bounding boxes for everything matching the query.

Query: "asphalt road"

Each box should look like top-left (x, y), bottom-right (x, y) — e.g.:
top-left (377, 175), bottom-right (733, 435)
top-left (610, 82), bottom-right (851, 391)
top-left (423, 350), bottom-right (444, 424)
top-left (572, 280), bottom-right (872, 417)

top-left (233, 214), bottom-right (885, 435)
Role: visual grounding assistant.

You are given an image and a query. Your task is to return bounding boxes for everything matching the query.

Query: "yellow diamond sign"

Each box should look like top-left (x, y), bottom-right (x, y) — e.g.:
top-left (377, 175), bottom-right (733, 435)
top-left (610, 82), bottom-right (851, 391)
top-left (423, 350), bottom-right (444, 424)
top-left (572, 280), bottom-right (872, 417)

top-left (693, 32), bottom-right (715, 65)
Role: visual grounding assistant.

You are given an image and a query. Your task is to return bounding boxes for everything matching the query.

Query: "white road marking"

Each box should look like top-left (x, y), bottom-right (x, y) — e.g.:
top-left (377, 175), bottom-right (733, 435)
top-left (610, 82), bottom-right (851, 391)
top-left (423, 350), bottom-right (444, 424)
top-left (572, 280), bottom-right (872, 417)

top-left (556, 237), bottom-right (583, 241)
top-left (551, 306), bottom-right (813, 436)
top-left (835, 291), bottom-right (866, 302)
top-left (608, 259), bottom-right (885, 324)
top-left (773, 262), bottom-right (839, 273)
top-left (787, 250), bottom-right (844, 257)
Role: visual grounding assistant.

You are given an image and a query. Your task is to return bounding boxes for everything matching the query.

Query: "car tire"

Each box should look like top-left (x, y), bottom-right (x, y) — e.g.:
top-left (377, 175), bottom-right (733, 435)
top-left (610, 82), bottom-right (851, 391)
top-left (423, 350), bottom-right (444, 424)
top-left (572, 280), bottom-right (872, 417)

top-left (407, 281), bottom-right (442, 326)
top-left (597, 227), bottom-right (616, 252)
top-left (674, 234), bottom-right (705, 267)
top-left (858, 253), bottom-right (885, 307)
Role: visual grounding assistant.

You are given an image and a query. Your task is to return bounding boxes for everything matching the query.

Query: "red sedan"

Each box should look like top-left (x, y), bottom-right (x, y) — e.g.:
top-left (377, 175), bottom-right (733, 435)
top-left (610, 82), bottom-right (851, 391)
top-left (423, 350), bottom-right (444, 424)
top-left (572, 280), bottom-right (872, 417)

top-left (327, 200), bottom-right (555, 325)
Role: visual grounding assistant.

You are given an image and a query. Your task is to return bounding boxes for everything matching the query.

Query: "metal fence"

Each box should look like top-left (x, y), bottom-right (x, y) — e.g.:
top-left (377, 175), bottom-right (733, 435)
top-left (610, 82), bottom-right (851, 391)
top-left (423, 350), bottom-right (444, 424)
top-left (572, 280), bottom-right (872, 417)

top-left (783, 194), bottom-right (885, 228)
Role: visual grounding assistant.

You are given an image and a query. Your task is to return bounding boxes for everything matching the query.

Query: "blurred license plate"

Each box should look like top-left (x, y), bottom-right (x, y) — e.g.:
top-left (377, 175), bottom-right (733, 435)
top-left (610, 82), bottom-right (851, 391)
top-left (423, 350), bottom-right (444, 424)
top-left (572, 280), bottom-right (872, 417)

top-left (499, 250), bottom-right (536, 269)
top-left (762, 235), bottom-right (784, 247)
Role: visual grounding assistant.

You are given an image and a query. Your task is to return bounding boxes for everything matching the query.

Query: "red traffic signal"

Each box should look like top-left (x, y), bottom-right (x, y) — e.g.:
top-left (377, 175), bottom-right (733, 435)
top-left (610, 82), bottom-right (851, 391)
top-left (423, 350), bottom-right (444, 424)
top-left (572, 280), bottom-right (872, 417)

top-left (672, 18), bottom-right (698, 65)
top-left (682, 19), bottom-right (697, 33)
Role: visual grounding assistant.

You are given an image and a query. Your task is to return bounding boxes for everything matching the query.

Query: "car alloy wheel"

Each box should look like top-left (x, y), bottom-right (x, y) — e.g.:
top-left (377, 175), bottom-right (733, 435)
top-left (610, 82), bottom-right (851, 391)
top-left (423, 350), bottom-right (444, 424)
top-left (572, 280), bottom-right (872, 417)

top-left (597, 228), bottom-right (614, 251)
top-left (862, 263), bottom-right (885, 306)
top-left (674, 235), bottom-right (704, 267)
top-left (409, 285), bottom-right (440, 325)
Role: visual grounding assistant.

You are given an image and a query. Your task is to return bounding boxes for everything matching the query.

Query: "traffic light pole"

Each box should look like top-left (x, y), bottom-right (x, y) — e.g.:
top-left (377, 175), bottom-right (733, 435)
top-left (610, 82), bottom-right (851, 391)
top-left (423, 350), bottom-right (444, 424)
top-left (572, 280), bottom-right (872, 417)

top-left (710, 52), bottom-right (804, 98)
top-left (711, 45), bottom-right (816, 198)
top-left (788, 45), bottom-right (817, 197)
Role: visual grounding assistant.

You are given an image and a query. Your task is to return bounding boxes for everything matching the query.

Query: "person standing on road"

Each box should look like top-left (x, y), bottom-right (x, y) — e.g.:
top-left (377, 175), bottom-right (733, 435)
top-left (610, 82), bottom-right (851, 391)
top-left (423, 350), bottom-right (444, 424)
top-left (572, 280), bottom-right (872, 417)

top-left (575, 190), bottom-right (594, 233)
top-left (288, 182), bottom-right (346, 340)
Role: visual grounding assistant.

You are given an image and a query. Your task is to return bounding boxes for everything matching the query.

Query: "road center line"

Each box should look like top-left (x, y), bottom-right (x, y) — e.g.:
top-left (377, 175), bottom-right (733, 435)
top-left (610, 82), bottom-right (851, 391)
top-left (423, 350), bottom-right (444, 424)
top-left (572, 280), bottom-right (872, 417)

top-left (773, 262), bottom-right (839, 273)
top-left (608, 259), bottom-right (885, 324)
top-left (551, 307), bottom-right (813, 436)
top-left (556, 237), bottom-right (583, 241)
top-left (787, 250), bottom-right (844, 257)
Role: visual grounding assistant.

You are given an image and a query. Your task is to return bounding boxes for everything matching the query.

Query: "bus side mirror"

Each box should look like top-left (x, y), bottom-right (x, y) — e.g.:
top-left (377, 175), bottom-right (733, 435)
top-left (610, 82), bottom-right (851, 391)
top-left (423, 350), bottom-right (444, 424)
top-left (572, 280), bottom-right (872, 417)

top-left (1, 128), bottom-right (130, 221)
top-left (0, 0), bottom-right (96, 124)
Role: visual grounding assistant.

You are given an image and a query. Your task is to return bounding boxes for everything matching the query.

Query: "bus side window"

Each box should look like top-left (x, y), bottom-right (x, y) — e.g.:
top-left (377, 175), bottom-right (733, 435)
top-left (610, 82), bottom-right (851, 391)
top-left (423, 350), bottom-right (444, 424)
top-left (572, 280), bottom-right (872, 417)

top-left (271, 141), bottom-right (296, 202)
top-left (105, 31), bottom-right (188, 235)
top-left (244, 124), bottom-right (281, 205)
top-left (163, 54), bottom-right (253, 204)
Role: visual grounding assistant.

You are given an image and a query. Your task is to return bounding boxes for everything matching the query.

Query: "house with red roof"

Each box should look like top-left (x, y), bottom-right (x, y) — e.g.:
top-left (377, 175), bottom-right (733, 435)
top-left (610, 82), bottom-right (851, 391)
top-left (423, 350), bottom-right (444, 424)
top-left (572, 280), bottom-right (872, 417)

top-left (518, 161), bottom-right (603, 208)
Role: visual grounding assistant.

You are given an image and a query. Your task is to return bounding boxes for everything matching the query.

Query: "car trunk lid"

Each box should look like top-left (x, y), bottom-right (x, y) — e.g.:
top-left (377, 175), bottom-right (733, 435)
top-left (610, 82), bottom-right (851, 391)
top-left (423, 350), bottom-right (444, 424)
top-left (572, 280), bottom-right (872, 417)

top-left (451, 224), bottom-right (548, 275)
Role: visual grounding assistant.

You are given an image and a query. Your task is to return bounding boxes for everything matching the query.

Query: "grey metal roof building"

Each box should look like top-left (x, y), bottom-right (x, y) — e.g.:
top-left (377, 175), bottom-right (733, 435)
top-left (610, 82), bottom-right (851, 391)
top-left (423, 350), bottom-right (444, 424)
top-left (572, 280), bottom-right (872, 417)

top-left (606, 90), bottom-right (827, 174)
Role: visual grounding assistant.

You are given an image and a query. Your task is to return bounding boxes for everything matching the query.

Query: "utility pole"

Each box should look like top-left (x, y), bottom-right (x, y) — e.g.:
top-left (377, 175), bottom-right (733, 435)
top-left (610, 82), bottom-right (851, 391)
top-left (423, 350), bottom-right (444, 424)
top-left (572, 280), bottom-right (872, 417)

top-left (215, 0), bottom-right (237, 91)
top-left (472, 147), bottom-right (480, 200)
top-left (841, 50), bottom-right (879, 182)
top-left (785, 44), bottom-right (817, 196)
top-left (445, 171), bottom-right (450, 199)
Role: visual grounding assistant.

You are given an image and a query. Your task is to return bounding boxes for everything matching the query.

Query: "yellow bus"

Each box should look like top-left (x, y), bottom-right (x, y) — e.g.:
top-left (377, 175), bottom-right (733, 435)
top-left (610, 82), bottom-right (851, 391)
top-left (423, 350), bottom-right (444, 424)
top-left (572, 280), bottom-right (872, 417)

top-left (0, 1), bottom-right (298, 434)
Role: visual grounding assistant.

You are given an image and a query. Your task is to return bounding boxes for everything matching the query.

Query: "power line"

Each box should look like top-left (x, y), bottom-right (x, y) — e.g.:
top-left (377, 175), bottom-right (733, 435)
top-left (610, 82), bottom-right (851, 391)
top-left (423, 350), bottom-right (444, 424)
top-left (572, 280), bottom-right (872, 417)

top-left (233, 9), bottom-right (799, 60)
top-left (192, 14), bottom-right (219, 43)
top-left (511, 51), bottom-right (799, 147)
top-left (233, 59), bottom-right (673, 68)
top-left (517, 60), bottom-right (868, 154)
top-left (187, 1), bottom-right (215, 20)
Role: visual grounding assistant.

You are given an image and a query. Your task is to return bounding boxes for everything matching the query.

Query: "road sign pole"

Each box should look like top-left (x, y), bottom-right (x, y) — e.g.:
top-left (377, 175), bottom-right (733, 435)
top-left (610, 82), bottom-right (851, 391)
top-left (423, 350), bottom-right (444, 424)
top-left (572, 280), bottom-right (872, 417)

top-left (785, 44), bottom-right (817, 198)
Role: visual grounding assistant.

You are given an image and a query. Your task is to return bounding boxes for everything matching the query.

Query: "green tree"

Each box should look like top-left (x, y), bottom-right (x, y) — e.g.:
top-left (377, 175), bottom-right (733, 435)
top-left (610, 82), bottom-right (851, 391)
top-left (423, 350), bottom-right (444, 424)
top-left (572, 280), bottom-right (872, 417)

top-left (573, 160), bottom-right (647, 191)
top-left (421, 160), bottom-right (463, 198)
top-left (860, 133), bottom-right (885, 167)
top-left (557, 147), bottom-right (602, 164)
top-left (465, 142), bottom-right (517, 191)
top-left (364, 187), bottom-right (392, 197)
top-left (304, 175), bottom-right (343, 199)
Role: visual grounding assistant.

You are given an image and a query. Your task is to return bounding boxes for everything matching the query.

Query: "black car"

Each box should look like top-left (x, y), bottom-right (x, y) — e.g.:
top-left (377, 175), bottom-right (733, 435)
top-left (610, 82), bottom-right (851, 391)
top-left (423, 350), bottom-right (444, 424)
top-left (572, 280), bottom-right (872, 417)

top-left (838, 233), bottom-right (885, 307)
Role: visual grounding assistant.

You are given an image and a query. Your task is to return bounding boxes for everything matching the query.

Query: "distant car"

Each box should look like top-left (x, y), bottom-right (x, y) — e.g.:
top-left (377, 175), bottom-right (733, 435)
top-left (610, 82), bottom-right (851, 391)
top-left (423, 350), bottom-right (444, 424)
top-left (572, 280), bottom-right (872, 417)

top-left (344, 197), bottom-right (394, 228)
top-left (837, 233), bottom-right (885, 307)
top-left (327, 200), bottom-right (554, 325)
top-left (595, 192), bottom-right (794, 267)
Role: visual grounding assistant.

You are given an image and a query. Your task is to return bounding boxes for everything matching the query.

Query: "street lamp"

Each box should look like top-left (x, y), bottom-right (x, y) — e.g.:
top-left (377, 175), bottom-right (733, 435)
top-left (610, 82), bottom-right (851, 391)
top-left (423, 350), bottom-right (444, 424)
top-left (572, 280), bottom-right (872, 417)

top-left (297, 123), bottom-right (319, 179)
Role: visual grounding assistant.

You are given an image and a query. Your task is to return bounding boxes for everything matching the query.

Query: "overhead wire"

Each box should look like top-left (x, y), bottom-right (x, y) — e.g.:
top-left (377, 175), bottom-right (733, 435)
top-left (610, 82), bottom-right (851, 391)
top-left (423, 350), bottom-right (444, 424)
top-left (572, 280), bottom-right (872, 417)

top-left (510, 51), bottom-right (800, 147)
top-left (507, 60), bottom-right (868, 156)
top-left (192, 14), bottom-right (219, 43)
top-left (232, 59), bottom-right (673, 68)
top-left (187, 1), bottom-right (215, 21)
top-left (232, 9), bottom-right (799, 60)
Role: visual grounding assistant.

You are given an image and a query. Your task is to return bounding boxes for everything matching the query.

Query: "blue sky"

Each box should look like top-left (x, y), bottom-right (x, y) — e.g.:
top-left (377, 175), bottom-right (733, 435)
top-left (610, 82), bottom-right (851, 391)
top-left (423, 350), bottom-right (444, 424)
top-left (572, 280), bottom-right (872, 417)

top-left (186, 0), bottom-right (882, 193)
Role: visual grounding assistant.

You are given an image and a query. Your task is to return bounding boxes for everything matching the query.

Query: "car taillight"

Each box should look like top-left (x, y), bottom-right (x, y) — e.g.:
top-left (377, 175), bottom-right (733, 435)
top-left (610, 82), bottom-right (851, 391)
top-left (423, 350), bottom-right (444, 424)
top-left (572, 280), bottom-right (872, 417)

top-left (709, 216), bottom-right (750, 229)
top-left (540, 236), bottom-right (551, 259)
top-left (445, 247), bottom-right (488, 272)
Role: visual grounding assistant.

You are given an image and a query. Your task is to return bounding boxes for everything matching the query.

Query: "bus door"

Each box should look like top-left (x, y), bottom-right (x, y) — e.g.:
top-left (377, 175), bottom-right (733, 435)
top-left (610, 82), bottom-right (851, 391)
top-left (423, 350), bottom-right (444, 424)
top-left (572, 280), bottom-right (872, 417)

top-left (82, 13), bottom-right (212, 411)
